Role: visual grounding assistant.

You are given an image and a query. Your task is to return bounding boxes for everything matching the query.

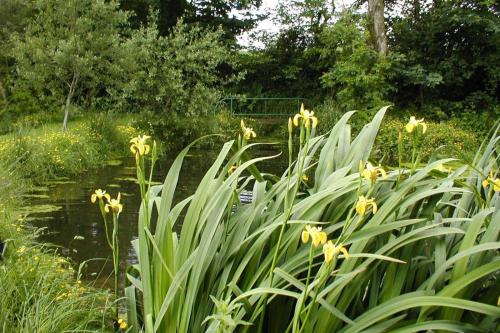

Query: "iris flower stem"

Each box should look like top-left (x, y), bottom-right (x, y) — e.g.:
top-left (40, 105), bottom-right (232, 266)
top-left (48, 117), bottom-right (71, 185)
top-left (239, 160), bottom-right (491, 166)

top-left (257, 125), bottom-right (309, 333)
top-left (411, 132), bottom-right (418, 175)
top-left (292, 244), bottom-right (314, 333)
top-left (112, 213), bottom-right (119, 318)
top-left (297, 262), bottom-right (331, 333)
top-left (98, 200), bottom-right (113, 250)
top-left (396, 131), bottom-right (403, 189)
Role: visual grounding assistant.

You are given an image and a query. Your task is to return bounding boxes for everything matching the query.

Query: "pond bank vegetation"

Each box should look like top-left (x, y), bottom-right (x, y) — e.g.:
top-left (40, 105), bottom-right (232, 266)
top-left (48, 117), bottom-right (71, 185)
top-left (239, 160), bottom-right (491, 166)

top-left (91, 107), bottom-right (499, 332)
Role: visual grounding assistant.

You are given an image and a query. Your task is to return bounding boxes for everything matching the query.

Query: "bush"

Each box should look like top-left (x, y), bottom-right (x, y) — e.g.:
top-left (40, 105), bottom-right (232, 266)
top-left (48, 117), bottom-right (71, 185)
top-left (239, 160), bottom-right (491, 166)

top-left (120, 18), bottom-right (239, 118)
top-left (319, 12), bottom-right (394, 110)
top-left (373, 117), bottom-right (481, 165)
top-left (313, 101), bottom-right (481, 165)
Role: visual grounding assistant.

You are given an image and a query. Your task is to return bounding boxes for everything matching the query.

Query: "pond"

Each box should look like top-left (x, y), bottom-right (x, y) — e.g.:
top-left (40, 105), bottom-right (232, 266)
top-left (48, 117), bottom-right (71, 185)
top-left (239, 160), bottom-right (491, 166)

top-left (25, 143), bottom-right (286, 289)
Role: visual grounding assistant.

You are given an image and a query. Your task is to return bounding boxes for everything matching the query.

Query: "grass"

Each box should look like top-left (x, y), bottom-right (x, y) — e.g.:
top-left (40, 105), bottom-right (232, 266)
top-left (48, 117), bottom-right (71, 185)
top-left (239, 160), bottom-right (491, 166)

top-left (0, 159), bottom-right (115, 332)
top-left (0, 114), bottom-right (139, 182)
top-left (120, 107), bottom-right (499, 332)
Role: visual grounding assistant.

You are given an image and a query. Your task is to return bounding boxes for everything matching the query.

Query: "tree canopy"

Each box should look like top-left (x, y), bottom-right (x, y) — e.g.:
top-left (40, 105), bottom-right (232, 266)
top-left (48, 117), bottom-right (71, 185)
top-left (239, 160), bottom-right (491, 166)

top-left (0, 0), bottom-right (498, 130)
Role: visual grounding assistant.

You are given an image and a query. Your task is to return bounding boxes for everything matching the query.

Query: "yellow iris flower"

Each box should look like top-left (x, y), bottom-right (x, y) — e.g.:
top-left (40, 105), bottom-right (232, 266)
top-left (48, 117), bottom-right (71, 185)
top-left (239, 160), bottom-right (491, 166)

top-left (323, 241), bottom-right (349, 263)
top-left (359, 161), bottom-right (387, 182)
top-left (130, 135), bottom-right (151, 156)
top-left (405, 116), bottom-right (427, 134)
top-left (105, 193), bottom-right (123, 214)
top-left (435, 164), bottom-right (450, 173)
top-left (301, 225), bottom-right (327, 247)
top-left (482, 171), bottom-right (500, 192)
top-left (356, 196), bottom-right (378, 215)
top-left (241, 120), bottom-right (257, 140)
top-left (118, 318), bottom-right (127, 330)
top-left (293, 104), bottom-right (318, 128)
top-left (90, 189), bottom-right (110, 203)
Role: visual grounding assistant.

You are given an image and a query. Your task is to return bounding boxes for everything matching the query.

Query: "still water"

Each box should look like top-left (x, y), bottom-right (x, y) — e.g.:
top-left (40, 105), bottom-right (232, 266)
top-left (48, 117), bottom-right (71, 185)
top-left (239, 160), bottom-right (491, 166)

top-left (26, 144), bottom-right (285, 288)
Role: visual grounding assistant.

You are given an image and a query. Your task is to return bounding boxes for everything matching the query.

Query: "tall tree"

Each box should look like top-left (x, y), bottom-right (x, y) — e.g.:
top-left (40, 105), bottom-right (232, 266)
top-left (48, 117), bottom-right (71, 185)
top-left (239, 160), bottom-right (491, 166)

top-left (367, 0), bottom-right (387, 54)
top-left (11, 0), bottom-right (131, 130)
top-left (187, 0), bottom-right (263, 42)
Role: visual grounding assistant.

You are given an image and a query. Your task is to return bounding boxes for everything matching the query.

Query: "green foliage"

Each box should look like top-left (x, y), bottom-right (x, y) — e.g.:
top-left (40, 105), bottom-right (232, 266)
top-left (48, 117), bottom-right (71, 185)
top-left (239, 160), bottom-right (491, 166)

top-left (0, 118), bottom-right (138, 181)
top-left (120, 17), bottom-right (242, 145)
top-left (373, 117), bottom-right (481, 165)
top-left (388, 0), bottom-right (499, 113)
top-left (0, 159), bottom-right (114, 332)
top-left (319, 12), bottom-right (394, 110)
top-left (123, 108), bottom-right (499, 332)
top-left (121, 18), bottom-right (240, 118)
top-left (184, 0), bottom-right (264, 41)
top-left (10, 0), bottom-right (132, 125)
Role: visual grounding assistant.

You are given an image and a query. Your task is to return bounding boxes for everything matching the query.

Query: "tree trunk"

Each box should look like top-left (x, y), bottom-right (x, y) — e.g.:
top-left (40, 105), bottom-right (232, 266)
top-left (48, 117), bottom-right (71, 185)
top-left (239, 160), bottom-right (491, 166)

top-left (62, 72), bottom-right (78, 131)
top-left (368, 0), bottom-right (388, 55)
top-left (0, 79), bottom-right (6, 105)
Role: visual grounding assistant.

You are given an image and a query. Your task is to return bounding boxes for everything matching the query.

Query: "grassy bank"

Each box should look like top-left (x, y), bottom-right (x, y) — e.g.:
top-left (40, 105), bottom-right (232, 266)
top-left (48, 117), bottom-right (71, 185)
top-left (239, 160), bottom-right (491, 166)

top-left (0, 114), bottom-right (139, 182)
top-left (0, 115), bottom-right (137, 331)
top-left (0, 161), bottom-right (115, 331)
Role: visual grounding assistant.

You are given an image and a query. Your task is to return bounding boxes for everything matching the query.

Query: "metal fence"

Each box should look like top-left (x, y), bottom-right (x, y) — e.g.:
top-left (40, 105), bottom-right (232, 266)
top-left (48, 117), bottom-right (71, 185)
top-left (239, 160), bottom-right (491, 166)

top-left (213, 97), bottom-right (303, 117)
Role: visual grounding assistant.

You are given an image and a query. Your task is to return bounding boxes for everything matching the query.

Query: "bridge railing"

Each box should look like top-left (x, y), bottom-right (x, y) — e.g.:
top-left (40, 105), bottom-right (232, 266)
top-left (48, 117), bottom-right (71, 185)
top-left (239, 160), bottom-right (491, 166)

top-left (213, 97), bottom-right (303, 117)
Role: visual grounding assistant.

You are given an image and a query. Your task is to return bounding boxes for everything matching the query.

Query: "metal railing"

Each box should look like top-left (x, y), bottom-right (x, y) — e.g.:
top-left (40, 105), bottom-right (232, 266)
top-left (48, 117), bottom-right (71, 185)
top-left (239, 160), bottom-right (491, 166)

top-left (213, 97), bottom-right (303, 117)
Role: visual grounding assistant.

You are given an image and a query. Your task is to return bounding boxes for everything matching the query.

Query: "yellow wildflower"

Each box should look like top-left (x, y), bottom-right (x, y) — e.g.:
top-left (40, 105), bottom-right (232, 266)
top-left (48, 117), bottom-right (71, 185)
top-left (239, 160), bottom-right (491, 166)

top-left (90, 189), bottom-right (110, 203)
top-left (241, 120), bottom-right (256, 140)
top-left (359, 161), bottom-right (387, 182)
top-left (293, 104), bottom-right (318, 128)
top-left (16, 246), bottom-right (26, 254)
top-left (356, 196), bottom-right (378, 215)
top-left (482, 171), bottom-right (500, 192)
top-left (130, 135), bottom-right (151, 156)
top-left (301, 225), bottom-right (327, 247)
top-left (105, 193), bottom-right (123, 214)
top-left (302, 174), bottom-right (309, 182)
top-left (323, 241), bottom-right (349, 263)
top-left (405, 116), bottom-right (427, 134)
top-left (118, 318), bottom-right (127, 330)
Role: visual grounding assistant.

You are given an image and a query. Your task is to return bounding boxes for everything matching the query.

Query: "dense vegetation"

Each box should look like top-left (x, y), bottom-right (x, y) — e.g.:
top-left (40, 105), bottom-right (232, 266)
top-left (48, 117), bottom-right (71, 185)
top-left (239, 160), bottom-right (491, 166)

top-left (0, 159), bottom-right (115, 331)
top-left (0, 0), bottom-right (499, 332)
top-left (1, 1), bottom-right (498, 135)
top-left (118, 108), bottom-right (500, 332)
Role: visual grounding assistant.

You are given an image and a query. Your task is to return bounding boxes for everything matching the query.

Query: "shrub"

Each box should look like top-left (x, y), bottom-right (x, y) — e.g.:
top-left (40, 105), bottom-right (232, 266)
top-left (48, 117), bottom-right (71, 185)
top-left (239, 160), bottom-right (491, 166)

top-left (319, 12), bottom-right (394, 110)
top-left (120, 18), bottom-right (240, 118)
top-left (314, 101), bottom-right (481, 165)
top-left (373, 117), bottom-right (481, 165)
